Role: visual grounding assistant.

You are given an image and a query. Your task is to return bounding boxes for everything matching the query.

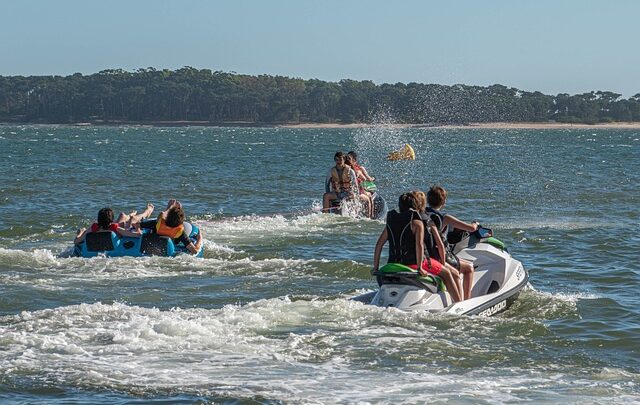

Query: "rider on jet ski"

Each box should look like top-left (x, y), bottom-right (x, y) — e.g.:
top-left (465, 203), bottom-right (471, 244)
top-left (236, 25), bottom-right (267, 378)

top-left (371, 192), bottom-right (462, 302)
top-left (426, 186), bottom-right (478, 300)
top-left (322, 151), bottom-right (359, 212)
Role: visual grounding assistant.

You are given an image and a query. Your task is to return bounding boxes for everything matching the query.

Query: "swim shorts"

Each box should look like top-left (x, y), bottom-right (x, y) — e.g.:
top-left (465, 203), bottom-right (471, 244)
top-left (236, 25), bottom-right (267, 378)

top-left (408, 258), bottom-right (443, 276)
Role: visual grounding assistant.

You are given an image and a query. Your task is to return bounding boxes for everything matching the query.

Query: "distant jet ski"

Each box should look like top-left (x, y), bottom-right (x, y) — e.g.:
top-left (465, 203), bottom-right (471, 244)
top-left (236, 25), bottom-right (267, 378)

top-left (352, 227), bottom-right (529, 316)
top-left (325, 179), bottom-right (388, 220)
top-left (73, 221), bottom-right (203, 258)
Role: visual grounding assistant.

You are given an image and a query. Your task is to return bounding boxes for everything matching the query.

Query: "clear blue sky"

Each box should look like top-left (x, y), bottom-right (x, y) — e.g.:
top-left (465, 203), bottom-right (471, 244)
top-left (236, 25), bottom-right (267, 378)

top-left (2, 0), bottom-right (639, 96)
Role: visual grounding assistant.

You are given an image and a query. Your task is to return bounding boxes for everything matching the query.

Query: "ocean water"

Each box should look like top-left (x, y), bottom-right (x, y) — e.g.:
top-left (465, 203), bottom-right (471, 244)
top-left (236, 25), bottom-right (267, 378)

top-left (0, 124), bottom-right (639, 404)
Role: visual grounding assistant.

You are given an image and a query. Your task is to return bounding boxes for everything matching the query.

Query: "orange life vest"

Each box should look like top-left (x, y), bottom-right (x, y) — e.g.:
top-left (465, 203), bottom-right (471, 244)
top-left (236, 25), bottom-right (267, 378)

top-left (155, 217), bottom-right (185, 239)
top-left (331, 166), bottom-right (352, 193)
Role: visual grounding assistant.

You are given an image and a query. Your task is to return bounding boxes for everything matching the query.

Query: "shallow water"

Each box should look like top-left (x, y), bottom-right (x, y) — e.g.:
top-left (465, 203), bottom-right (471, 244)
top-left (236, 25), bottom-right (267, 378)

top-left (1, 125), bottom-right (639, 404)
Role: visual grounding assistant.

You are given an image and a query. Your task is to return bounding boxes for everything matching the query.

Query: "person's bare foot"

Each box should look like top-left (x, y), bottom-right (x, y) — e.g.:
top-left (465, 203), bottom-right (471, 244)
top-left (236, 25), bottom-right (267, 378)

top-left (141, 203), bottom-right (154, 219)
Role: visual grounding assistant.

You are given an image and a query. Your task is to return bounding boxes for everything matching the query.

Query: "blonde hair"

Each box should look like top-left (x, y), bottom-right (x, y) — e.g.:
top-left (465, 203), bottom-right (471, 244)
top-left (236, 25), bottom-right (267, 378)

top-left (411, 190), bottom-right (427, 212)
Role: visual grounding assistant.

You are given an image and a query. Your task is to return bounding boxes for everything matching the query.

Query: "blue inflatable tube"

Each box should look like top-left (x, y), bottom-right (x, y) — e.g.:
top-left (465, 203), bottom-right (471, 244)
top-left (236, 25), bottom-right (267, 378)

top-left (73, 222), bottom-right (203, 258)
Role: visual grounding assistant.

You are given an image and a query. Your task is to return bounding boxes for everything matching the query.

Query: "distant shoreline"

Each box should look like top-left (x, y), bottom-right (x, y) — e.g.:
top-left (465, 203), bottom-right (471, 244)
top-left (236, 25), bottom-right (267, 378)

top-left (278, 122), bottom-right (640, 129)
top-left (3, 121), bottom-right (640, 129)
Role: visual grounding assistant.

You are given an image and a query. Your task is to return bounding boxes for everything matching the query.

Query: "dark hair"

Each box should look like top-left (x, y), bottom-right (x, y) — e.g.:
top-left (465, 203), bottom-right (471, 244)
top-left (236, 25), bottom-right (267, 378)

top-left (97, 207), bottom-right (114, 229)
top-left (398, 193), bottom-right (416, 213)
top-left (427, 185), bottom-right (447, 208)
top-left (347, 151), bottom-right (358, 160)
top-left (334, 151), bottom-right (345, 160)
top-left (165, 206), bottom-right (185, 227)
top-left (344, 154), bottom-right (354, 166)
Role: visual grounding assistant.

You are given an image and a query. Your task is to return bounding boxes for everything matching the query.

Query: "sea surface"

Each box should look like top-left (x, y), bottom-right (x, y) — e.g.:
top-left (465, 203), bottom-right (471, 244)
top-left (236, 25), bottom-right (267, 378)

top-left (0, 124), bottom-right (639, 404)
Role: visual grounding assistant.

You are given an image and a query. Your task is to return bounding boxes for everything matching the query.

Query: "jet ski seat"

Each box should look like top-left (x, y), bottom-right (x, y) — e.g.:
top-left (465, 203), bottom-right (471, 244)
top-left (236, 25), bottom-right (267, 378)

top-left (376, 263), bottom-right (444, 293)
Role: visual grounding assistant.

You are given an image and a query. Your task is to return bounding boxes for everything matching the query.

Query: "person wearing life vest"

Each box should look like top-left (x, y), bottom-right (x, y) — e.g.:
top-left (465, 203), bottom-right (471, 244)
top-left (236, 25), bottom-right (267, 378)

top-left (371, 193), bottom-right (422, 282)
top-left (426, 185), bottom-right (477, 300)
top-left (74, 207), bottom-right (142, 244)
top-left (139, 199), bottom-right (203, 255)
top-left (347, 151), bottom-right (375, 183)
top-left (370, 192), bottom-right (460, 302)
top-left (322, 151), bottom-right (359, 212)
top-left (344, 154), bottom-right (373, 218)
top-left (412, 191), bottom-right (463, 302)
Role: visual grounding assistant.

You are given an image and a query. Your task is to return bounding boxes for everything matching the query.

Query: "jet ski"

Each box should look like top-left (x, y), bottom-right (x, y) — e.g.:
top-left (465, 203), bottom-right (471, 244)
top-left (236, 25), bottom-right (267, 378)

top-left (327, 181), bottom-right (388, 220)
top-left (352, 227), bottom-right (529, 316)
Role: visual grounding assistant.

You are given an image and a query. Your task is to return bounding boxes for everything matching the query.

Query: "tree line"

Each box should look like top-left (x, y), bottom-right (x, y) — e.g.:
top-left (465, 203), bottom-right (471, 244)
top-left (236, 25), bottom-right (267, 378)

top-left (1, 67), bottom-right (639, 125)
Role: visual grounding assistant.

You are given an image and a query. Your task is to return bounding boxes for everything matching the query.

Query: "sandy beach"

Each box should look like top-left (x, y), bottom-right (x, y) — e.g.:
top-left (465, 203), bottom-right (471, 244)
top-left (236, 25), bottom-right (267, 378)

top-left (279, 122), bottom-right (640, 129)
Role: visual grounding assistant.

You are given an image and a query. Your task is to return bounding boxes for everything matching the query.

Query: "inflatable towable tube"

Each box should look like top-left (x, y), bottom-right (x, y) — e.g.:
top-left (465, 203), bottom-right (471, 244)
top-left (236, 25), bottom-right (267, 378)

top-left (73, 221), bottom-right (203, 258)
top-left (387, 144), bottom-right (416, 161)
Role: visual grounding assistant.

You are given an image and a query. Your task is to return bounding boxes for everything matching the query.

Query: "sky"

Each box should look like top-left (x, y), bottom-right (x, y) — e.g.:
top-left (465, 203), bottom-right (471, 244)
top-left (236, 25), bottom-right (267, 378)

top-left (1, 0), bottom-right (639, 97)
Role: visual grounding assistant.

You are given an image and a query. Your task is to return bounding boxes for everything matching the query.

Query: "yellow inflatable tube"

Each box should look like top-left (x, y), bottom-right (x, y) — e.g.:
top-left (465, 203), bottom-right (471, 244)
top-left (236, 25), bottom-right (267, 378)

top-left (387, 143), bottom-right (416, 161)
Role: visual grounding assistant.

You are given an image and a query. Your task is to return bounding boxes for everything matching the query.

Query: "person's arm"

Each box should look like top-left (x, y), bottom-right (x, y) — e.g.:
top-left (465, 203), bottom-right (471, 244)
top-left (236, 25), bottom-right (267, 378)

top-left (330, 168), bottom-right (342, 193)
top-left (372, 228), bottom-right (388, 273)
top-left (443, 214), bottom-right (478, 233)
top-left (431, 224), bottom-right (447, 265)
top-left (186, 232), bottom-right (203, 255)
top-left (74, 228), bottom-right (88, 244)
top-left (360, 166), bottom-right (374, 181)
top-left (412, 220), bottom-right (425, 275)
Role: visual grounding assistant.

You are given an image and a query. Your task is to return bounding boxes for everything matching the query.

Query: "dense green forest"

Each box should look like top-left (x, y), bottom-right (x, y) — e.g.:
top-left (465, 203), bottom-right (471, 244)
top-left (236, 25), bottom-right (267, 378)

top-left (1, 67), bottom-right (639, 125)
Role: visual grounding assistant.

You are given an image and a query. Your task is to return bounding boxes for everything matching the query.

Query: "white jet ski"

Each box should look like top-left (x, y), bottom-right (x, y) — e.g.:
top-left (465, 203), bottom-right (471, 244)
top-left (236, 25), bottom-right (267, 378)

top-left (352, 227), bottom-right (529, 316)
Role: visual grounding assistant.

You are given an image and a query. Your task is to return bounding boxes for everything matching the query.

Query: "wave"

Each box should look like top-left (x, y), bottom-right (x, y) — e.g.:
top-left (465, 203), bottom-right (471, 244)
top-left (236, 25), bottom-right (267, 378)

top-left (2, 300), bottom-right (638, 403)
top-left (493, 219), bottom-right (609, 231)
top-left (0, 247), bottom-right (359, 291)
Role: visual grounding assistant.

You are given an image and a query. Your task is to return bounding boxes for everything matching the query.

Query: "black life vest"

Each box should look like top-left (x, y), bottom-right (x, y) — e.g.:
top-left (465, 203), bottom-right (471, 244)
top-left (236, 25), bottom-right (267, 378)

top-left (425, 208), bottom-right (460, 269)
top-left (386, 209), bottom-right (418, 265)
top-left (418, 212), bottom-right (439, 259)
top-left (426, 207), bottom-right (450, 255)
top-left (426, 207), bottom-right (446, 233)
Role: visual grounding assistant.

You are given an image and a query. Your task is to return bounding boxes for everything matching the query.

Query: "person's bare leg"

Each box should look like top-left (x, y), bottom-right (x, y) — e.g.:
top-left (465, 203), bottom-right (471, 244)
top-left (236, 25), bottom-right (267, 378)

top-left (129, 203), bottom-right (155, 226)
top-left (460, 259), bottom-right (475, 300)
top-left (369, 194), bottom-right (376, 218)
top-left (359, 194), bottom-right (371, 217)
top-left (443, 263), bottom-right (462, 301)
top-left (141, 202), bottom-right (154, 219)
top-left (360, 194), bottom-right (372, 218)
top-left (116, 212), bottom-right (130, 227)
top-left (323, 192), bottom-right (337, 211)
top-left (440, 267), bottom-right (462, 303)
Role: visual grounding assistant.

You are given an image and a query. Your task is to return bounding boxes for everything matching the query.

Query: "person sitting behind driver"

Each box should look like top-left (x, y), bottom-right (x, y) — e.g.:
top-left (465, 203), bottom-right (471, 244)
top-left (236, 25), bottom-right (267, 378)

top-left (74, 207), bottom-right (142, 244)
top-left (347, 151), bottom-right (374, 182)
top-left (322, 151), bottom-right (359, 212)
top-left (139, 199), bottom-right (203, 255)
